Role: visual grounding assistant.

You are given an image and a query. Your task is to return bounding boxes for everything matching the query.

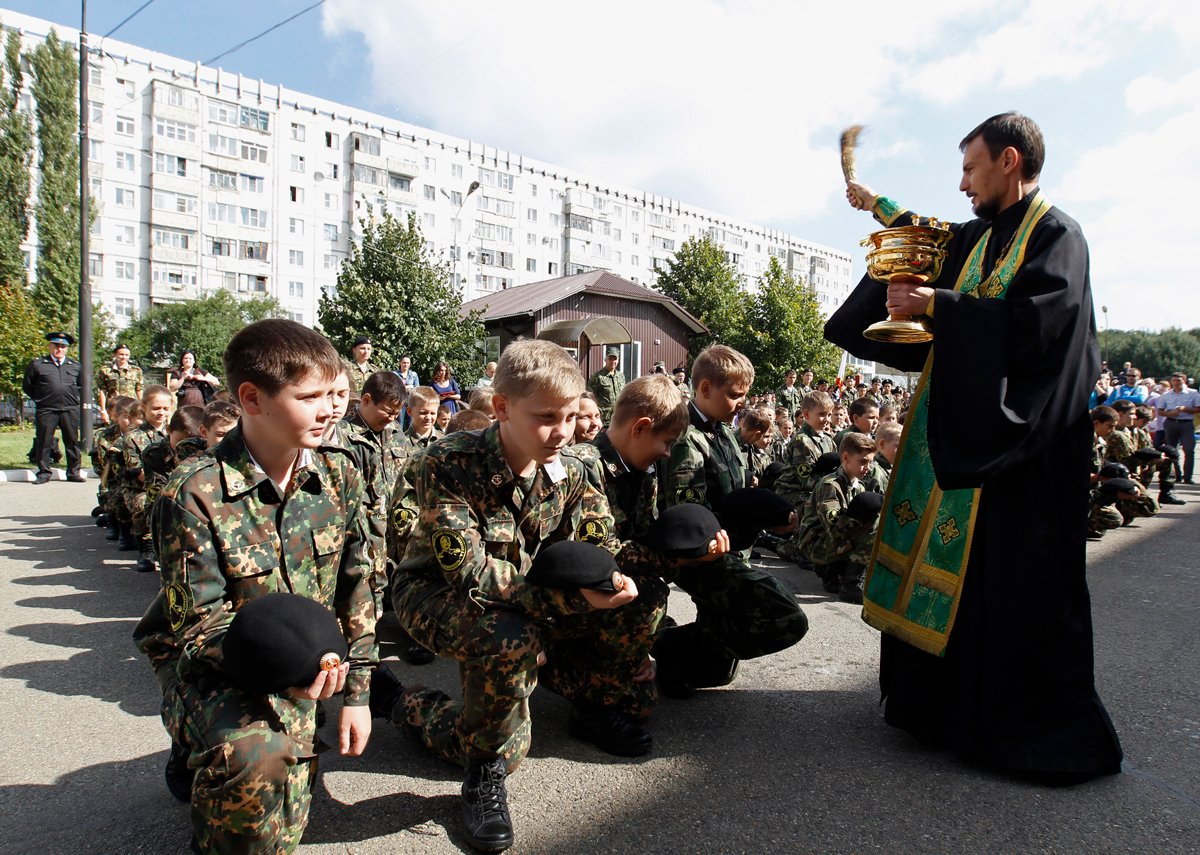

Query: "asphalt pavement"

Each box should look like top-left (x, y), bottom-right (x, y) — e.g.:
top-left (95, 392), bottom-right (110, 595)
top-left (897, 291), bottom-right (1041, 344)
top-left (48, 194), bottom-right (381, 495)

top-left (0, 479), bottom-right (1197, 854)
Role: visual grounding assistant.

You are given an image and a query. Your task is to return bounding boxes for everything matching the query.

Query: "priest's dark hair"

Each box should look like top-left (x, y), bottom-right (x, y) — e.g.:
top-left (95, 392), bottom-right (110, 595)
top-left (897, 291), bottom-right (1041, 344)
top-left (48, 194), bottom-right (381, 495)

top-left (960, 112), bottom-right (1045, 181)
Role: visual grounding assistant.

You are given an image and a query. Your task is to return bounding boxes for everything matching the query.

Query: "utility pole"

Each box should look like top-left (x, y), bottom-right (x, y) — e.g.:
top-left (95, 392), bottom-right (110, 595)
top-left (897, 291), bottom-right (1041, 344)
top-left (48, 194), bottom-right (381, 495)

top-left (78, 0), bottom-right (94, 451)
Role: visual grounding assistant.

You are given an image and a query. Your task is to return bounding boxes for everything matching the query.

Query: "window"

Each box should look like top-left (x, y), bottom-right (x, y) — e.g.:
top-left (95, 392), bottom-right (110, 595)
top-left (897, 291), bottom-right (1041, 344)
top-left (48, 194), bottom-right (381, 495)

top-left (547, 262), bottom-right (558, 275)
top-left (115, 150), bottom-right (136, 172)
top-left (289, 249), bottom-right (304, 266)
top-left (526, 258), bottom-right (537, 272)
top-left (288, 311), bottom-right (304, 323)
top-left (447, 190), bottom-right (462, 206)
top-left (209, 238), bottom-right (234, 257)
top-left (290, 122), bottom-right (305, 141)
top-left (155, 118), bottom-right (197, 143)
top-left (114, 260), bottom-right (136, 280)
top-left (115, 225), bottom-right (135, 245)
top-left (526, 234), bottom-right (537, 246)
top-left (325, 162), bottom-right (339, 180)
top-left (241, 240), bottom-right (269, 261)
top-left (207, 132), bottom-right (239, 157)
top-left (153, 264), bottom-right (198, 288)
top-left (153, 153), bottom-right (187, 177)
top-left (290, 154), bottom-right (306, 173)
top-left (114, 187), bottom-right (135, 208)
top-left (325, 131), bottom-right (339, 149)
top-left (474, 222), bottom-right (513, 242)
top-left (208, 101), bottom-right (237, 125)
top-left (423, 185), bottom-right (436, 201)
top-left (323, 193), bottom-right (338, 210)
top-left (241, 207), bottom-right (268, 228)
top-left (89, 100), bottom-right (103, 123)
top-left (88, 253), bottom-right (103, 277)
top-left (527, 208), bottom-right (537, 222)
top-left (115, 116), bottom-right (134, 136)
top-left (289, 186), bottom-right (304, 203)
top-left (323, 253), bottom-right (339, 270)
top-left (161, 85), bottom-right (192, 108)
top-left (496, 172), bottom-right (514, 191)
top-left (353, 165), bottom-right (381, 185)
top-left (152, 228), bottom-right (193, 249)
top-left (323, 223), bottom-right (339, 241)
top-left (288, 281), bottom-right (304, 298)
top-left (424, 156), bottom-right (437, 171)
top-left (218, 271), bottom-right (237, 291)
top-left (530, 184), bottom-right (538, 197)
top-left (352, 134), bottom-right (379, 155)
top-left (238, 274), bottom-right (267, 293)
top-left (239, 106), bottom-right (270, 132)
top-left (549, 213), bottom-right (561, 227)
top-left (88, 64), bottom-right (102, 87)
top-left (241, 142), bottom-right (268, 163)
top-left (289, 218), bottom-right (305, 235)
top-left (88, 139), bottom-right (103, 161)
top-left (451, 163), bottom-right (463, 179)
top-left (114, 297), bottom-right (135, 319)
top-left (239, 174), bottom-right (264, 193)
top-left (206, 167), bottom-right (237, 190)
top-left (423, 212), bottom-right (436, 230)
top-left (152, 190), bottom-right (197, 215)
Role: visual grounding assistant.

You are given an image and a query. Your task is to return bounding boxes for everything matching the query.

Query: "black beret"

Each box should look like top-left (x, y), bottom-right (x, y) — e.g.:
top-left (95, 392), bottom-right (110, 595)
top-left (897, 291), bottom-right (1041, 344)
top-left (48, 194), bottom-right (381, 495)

top-left (352, 335), bottom-right (372, 347)
top-left (717, 488), bottom-right (794, 551)
top-left (1130, 447), bottom-right (1162, 463)
top-left (526, 540), bottom-right (624, 592)
top-left (642, 503), bottom-right (721, 558)
top-left (760, 460), bottom-right (786, 490)
top-left (813, 451), bottom-right (843, 482)
top-left (1098, 462), bottom-right (1130, 479)
top-left (846, 491), bottom-right (885, 522)
top-left (1098, 477), bottom-right (1139, 498)
top-left (1160, 445), bottom-right (1181, 461)
top-left (223, 593), bottom-right (348, 695)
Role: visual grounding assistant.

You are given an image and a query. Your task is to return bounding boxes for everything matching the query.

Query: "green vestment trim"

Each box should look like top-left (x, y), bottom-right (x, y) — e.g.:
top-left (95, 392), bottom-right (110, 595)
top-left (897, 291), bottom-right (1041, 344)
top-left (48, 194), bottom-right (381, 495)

top-left (861, 192), bottom-right (1053, 655)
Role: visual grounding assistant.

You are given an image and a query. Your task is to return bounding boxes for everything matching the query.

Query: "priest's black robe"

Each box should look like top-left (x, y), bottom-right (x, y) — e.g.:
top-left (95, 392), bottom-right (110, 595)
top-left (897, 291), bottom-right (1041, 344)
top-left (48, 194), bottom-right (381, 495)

top-left (825, 190), bottom-right (1123, 778)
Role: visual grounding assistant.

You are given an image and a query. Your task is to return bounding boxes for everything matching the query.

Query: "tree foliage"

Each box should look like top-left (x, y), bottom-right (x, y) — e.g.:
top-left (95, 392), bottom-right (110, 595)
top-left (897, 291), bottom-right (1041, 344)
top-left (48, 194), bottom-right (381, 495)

top-left (0, 24), bottom-right (33, 288)
top-left (0, 282), bottom-right (44, 417)
top-left (121, 291), bottom-right (286, 378)
top-left (1101, 327), bottom-right (1200, 382)
top-left (653, 235), bottom-right (751, 359)
top-left (741, 257), bottom-right (842, 391)
top-left (29, 30), bottom-right (84, 332)
top-left (318, 208), bottom-right (487, 377)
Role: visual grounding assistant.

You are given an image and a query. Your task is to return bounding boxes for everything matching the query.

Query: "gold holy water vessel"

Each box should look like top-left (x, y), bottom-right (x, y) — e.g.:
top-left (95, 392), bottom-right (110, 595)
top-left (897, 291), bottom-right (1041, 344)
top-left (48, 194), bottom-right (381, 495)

top-left (860, 215), bottom-right (953, 343)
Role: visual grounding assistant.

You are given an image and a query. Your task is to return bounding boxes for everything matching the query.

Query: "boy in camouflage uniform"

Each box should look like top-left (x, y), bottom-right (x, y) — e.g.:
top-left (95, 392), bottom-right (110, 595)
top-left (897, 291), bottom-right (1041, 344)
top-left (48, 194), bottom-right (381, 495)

top-left (116, 385), bottom-right (173, 568)
top-left (93, 396), bottom-right (128, 538)
top-left (798, 432), bottom-right (884, 603)
top-left (737, 406), bottom-right (775, 487)
top-left (832, 396), bottom-right (880, 451)
top-left (134, 319), bottom-right (376, 853)
top-left (375, 339), bottom-right (652, 853)
top-left (141, 405), bottom-right (207, 519)
top-left (862, 420), bottom-right (901, 494)
top-left (657, 344), bottom-right (808, 698)
top-left (1102, 401), bottom-right (1160, 524)
top-left (773, 391), bottom-right (837, 564)
top-left (405, 385), bottom-right (445, 447)
top-left (96, 342), bottom-right (144, 420)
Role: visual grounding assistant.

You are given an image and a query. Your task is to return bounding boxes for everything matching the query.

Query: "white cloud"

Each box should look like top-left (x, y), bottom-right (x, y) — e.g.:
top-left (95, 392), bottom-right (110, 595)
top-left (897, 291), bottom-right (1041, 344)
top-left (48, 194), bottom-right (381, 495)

top-left (1125, 68), bottom-right (1200, 114)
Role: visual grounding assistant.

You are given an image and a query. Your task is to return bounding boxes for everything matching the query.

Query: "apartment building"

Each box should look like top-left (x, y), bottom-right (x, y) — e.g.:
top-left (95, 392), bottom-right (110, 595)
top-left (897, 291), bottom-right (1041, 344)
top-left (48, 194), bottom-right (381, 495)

top-left (7, 10), bottom-right (855, 331)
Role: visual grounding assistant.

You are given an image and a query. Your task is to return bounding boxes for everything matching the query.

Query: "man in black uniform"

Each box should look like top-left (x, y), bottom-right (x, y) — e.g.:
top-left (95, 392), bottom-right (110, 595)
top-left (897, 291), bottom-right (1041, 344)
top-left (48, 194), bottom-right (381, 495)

top-left (23, 331), bottom-right (84, 484)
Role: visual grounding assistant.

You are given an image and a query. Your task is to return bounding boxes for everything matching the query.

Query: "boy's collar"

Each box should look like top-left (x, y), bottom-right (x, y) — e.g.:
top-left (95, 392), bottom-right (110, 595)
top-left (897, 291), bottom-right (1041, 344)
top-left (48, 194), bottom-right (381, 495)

top-left (486, 422), bottom-right (568, 487)
top-left (216, 425), bottom-right (319, 498)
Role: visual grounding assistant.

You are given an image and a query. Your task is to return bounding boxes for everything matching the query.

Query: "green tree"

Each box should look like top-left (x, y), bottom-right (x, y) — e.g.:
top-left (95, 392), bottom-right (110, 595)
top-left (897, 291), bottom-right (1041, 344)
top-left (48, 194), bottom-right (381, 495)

top-left (653, 235), bottom-right (751, 359)
top-left (1105, 328), bottom-right (1200, 383)
top-left (0, 24), bottom-right (33, 287)
top-left (122, 291), bottom-right (286, 379)
top-left (318, 208), bottom-right (487, 376)
top-left (29, 30), bottom-right (85, 332)
top-left (0, 282), bottom-right (44, 422)
top-left (742, 257), bottom-right (842, 391)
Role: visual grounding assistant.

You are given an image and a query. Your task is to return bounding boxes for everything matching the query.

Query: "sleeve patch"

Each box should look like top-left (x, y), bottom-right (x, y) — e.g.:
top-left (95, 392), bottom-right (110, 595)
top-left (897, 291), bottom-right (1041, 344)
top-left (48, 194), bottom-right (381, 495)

top-left (165, 583), bottom-right (192, 632)
top-left (432, 529), bottom-right (468, 572)
top-left (577, 518), bottom-right (610, 544)
top-left (676, 486), bottom-right (705, 505)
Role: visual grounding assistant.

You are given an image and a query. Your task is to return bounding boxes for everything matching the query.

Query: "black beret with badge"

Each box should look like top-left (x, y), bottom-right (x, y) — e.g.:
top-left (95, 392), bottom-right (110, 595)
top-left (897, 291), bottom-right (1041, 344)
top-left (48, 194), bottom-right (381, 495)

top-left (641, 503), bottom-right (722, 559)
top-left (1097, 477), bottom-right (1140, 503)
top-left (813, 451), bottom-right (843, 482)
top-left (716, 487), bottom-right (794, 552)
top-left (526, 540), bottom-right (627, 592)
top-left (222, 593), bottom-right (348, 695)
top-left (846, 491), bottom-right (885, 522)
top-left (1130, 447), bottom-right (1164, 464)
top-left (1098, 462), bottom-right (1130, 479)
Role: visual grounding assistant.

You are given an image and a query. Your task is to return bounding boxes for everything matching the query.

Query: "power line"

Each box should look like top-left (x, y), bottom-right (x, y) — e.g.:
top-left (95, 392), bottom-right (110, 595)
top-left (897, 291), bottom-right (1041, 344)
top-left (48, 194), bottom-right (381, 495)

top-left (104, 0), bottom-right (157, 38)
top-left (203, 0), bottom-right (327, 66)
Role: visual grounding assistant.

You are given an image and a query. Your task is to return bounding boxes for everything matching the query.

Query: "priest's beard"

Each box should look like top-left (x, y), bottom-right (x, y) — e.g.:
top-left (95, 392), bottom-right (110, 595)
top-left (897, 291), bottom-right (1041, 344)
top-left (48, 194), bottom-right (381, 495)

top-left (974, 198), bottom-right (1000, 221)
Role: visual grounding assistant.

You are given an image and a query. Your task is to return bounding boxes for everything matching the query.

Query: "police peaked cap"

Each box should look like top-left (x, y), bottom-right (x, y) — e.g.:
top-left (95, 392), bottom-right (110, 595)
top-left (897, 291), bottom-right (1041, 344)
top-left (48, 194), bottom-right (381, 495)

top-left (1097, 462), bottom-right (1130, 479)
top-left (813, 451), bottom-right (843, 482)
top-left (223, 593), bottom-right (348, 695)
top-left (526, 540), bottom-right (624, 591)
top-left (46, 331), bottom-right (75, 345)
top-left (641, 503), bottom-right (722, 559)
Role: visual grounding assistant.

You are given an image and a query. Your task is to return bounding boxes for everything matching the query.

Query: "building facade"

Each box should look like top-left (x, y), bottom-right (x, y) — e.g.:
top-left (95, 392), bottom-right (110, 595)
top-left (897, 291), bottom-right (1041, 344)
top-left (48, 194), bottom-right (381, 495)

top-left (6, 10), bottom-right (855, 333)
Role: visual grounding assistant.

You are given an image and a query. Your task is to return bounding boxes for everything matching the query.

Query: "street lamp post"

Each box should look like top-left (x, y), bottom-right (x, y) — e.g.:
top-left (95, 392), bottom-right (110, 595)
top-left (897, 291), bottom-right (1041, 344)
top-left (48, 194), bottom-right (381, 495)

top-left (1101, 305), bottom-right (1109, 366)
top-left (440, 180), bottom-right (480, 293)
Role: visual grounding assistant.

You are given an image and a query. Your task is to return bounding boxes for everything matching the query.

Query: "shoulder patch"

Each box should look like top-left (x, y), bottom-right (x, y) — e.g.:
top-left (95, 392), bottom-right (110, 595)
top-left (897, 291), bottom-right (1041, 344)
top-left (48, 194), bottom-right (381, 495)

top-left (165, 583), bottom-right (192, 632)
top-left (577, 517), bottom-right (610, 544)
top-left (676, 485), bottom-right (705, 505)
top-left (432, 529), bottom-right (468, 572)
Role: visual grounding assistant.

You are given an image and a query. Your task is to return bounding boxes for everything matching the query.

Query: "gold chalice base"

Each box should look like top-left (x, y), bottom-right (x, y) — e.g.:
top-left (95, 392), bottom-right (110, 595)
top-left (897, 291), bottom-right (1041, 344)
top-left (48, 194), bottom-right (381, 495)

top-left (863, 317), bottom-right (932, 343)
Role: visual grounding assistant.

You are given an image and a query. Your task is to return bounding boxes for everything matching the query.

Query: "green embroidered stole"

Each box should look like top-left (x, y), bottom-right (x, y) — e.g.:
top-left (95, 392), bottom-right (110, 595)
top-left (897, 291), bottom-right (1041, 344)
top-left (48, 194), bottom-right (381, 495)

top-left (862, 192), bottom-right (1052, 655)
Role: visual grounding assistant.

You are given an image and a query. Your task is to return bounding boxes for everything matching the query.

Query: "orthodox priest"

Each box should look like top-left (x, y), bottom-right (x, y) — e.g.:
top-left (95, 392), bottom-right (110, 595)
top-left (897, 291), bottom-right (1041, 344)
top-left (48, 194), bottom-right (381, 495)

top-left (827, 113), bottom-right (1122, 781)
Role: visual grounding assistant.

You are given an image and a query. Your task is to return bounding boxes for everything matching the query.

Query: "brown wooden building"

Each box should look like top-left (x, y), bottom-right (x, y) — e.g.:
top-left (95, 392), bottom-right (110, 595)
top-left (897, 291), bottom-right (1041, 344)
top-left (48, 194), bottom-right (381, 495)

top-left (461, 271), bottom-right (707, 380)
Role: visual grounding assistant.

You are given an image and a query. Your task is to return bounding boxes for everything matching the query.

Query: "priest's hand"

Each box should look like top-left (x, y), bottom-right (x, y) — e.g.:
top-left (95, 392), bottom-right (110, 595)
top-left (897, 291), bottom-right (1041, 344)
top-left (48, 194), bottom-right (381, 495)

top-left (846, 181), bottom-right (877, 211)
top-left (886, 277), bottom-right (935, 316)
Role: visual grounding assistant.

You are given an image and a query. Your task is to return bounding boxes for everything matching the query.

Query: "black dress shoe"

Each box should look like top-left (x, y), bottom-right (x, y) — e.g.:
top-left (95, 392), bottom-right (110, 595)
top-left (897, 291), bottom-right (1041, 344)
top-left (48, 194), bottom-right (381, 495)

top-left (369, 666), bottom-right (405, 720)
top-left (461, 759), bottom-right (514, 852)
top-left (67, 473), bottom-right (87, 483)
top-left (567, 704), bottom-right (653, 757)
top-left (164, 742), bottom-right (194, 803)
top-left (400, 640), bottom-right (436, 666)
top-left (91, 505), bottom-right (103, 518)
top-left (32, 475), bottom-right (50, 485)
top-left (1160, 492), bottom-right (1186, 505)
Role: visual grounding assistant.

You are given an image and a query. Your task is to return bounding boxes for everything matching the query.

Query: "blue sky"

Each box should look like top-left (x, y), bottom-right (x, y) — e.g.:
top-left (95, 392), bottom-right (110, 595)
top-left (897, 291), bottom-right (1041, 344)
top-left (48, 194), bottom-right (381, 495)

top-left (8, 0), bottom-right (1198, 332)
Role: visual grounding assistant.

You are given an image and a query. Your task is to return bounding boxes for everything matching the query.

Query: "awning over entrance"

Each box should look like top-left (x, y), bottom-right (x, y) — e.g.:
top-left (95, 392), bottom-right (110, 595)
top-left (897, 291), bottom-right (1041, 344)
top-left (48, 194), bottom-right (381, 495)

top-left (536, 317), bottom-right (632, 345)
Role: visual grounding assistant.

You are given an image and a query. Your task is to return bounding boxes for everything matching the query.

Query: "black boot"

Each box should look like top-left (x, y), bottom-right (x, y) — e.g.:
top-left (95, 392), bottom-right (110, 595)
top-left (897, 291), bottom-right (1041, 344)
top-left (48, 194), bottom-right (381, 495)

top-left (652, 624), bottom-right (696, 699)
top-left (117, 522), bottom-right (138, 551)
top-left (567, 704), bottom-right (653, 756)
top-left (397, 628), bottom-right (436, 666)
top-left (818, 562), bottom-right (844, 594)
top-left (164, 741), bottom-right (194, 803)
top-left (461, 759), bottom-right (514, 852)
top-left (136, 540), bottom-right (157, 573)
top-left (105, 518), bottom-right (120, 541)
top-left (838, 562), bottom-right (866, 604)
top-left (1159, 491), bottom-right (1186, 505)
top-left (368, 665), bottom-right (405, 720)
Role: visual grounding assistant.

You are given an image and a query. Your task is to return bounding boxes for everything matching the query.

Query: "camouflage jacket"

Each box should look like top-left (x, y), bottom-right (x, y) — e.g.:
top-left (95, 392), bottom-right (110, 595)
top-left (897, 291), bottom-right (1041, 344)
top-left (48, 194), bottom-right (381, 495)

top-left (97, 362), bottom-right (144, 400)
top-left (347, 413), bottom-right (414, 515)
top-left (118, 423), bottom-right (169, 484)
top-left (798, 468), bottom-right (875, 565)
top-left (776, 384), bottom-right (803, 414)
top-left (141, 426), bottom-right (376, 705)
top-left (94, 422), bottom-right (123, 480)
top-left (862, 455), bottom-right (891, 495)
top-left (774, 422), bottom-right (836, 506)
top-left (1132, 425), bottom-right (1153, 451)
top-left (1105, 428), bottom-right (1135, 466)
top-left (739, 435), bottom-right (773, 486)
top-left (588, 368), bottom-right (625, 417)
top-left (393, 422), bottom-right (620, 621)
top-left (405, 426), bottom-right (444, 448)
top-left (662, 403), bottom-right (747, 511)
top-left (143, 436), bottom-right (209, 510)
top-left (349, 361), bottom-right (380, 397)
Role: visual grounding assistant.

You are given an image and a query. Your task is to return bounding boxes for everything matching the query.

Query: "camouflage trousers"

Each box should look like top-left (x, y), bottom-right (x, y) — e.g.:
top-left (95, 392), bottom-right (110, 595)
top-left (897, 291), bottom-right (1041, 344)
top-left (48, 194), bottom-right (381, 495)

top-left (1087, 503), bottom-right (1123, 537)
top-left (391, 576), bottom-right (667, 772)
top-left (1135, 460), bottom-right (1175, 492)
top-left (125, 486), bottom-right (151, 540)
top-left (1117, 493), bottom-right (1158, 526)
top-left (176, 677), bottom-right (319, 854)
top-left (654, 556), bottom-right (808, 689)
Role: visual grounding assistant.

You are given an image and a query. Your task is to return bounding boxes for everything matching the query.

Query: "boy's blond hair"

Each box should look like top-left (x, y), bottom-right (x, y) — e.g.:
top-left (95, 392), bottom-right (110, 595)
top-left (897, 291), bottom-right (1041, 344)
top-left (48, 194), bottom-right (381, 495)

top-left (875, 421), bottom-right (903, 446)
top-left (468, 386), bottom-right (496, 413)
top-left (610, 375), bottom-right (688, 434)
top-left (408, 386), bottom-right (441, 411)
top-left (690, 344), bottom-right (754, 391)
top-left (492, 339), bottom-right (584, 400)
top-left (801, 390), bottom-right (833, 413)
top-left (142, 383), bottom-right (171, 404)
top-left (448, 409), bottom-right (492, 432)
top-left (839, 431), bottom-right (876, 456)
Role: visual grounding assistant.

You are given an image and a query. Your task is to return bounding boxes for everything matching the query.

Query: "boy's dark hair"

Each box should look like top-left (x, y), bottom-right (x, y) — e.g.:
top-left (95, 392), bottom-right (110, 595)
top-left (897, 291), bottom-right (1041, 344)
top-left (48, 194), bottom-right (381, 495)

top-left (960, 111), bottom-right (1045, 180)
top-left (738, 407), bottom-right (773, 434)
top-left (112, 395), bottom-right (138, 417)
top-left (1110, 399), bottom-right (1135, 413)
top-left (1090, 405), bottom-right (1117, 424)
top-left (223, 319), bottom-right (341, 397)
top-left (847, 396), bottom-right (879, 420)
top-left (1134, 405), bottom-right (1153, 421)
top-left (362, 371), bottom-right (407, 406)
top-left (169, 405), bottom-right (205, 438)
top-left (448, 409), bottom-right (492, 432)
top-left (437, 403), bottom-right (452, 415)
top-left (839, 431), bottom-right (876, 456)
top-left (203, 399), bottom-right (241, 429)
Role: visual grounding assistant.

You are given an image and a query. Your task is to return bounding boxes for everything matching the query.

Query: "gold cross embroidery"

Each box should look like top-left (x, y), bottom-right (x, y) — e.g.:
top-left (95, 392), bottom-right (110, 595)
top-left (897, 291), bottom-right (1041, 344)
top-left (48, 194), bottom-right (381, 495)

top-left (937, 517), bottom-right (960, 545)
top-left (893, 500), bottom-right (917, 526)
